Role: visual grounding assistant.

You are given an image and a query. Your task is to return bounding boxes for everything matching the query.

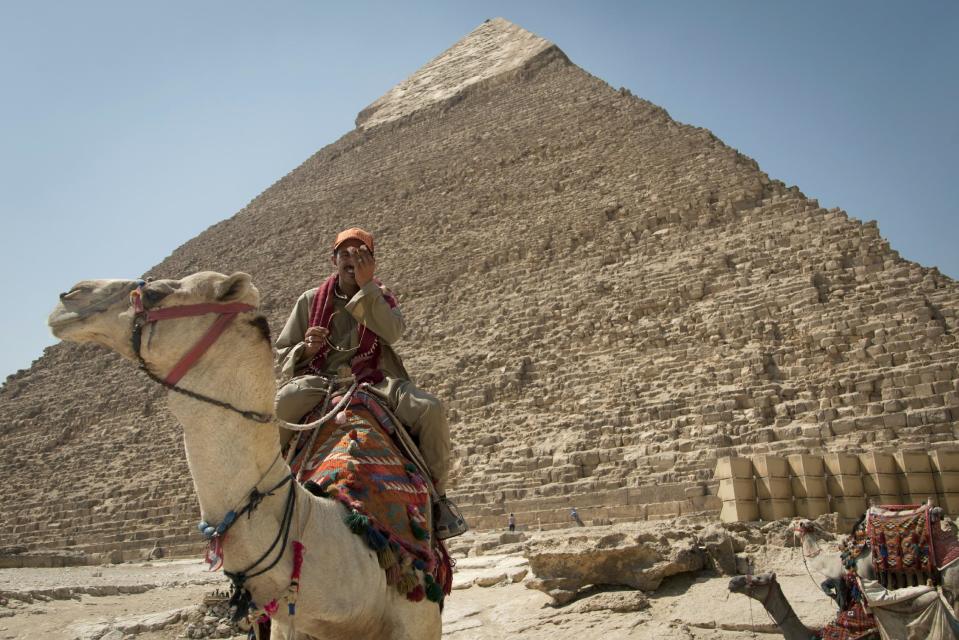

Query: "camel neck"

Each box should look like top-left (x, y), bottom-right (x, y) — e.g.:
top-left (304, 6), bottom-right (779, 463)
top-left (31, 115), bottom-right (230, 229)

top-left (766, 581), bottom-right (815, 640)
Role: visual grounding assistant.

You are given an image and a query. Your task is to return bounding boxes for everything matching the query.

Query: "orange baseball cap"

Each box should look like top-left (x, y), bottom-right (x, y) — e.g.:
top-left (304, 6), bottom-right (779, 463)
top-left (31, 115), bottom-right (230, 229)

top-left (333, 227), bottom-right (374, 254)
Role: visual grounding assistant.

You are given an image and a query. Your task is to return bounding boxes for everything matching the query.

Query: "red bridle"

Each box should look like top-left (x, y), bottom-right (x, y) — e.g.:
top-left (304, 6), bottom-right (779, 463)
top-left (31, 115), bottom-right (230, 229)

top-left (130, 284), bottom-right (270, 422)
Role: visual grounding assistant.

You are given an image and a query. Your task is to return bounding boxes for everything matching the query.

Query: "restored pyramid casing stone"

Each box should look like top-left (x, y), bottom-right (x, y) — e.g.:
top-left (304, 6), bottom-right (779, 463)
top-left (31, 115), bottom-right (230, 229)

top-left (895, 451), bottom-right (932, 473)
top-left (759, 498), bottom-right (794, 521)
top-left (791, 475), bottom-right (827, 499)
top-left (899, 472), bottom-right (936, 495)
top-left (833, 497), bottom-right (869, 518)
top-left (756, 476), bottom-right (791, 500)
top-left (787, 454), bottom-right (824, 477)
top-left (795, 497), bottom-right (830, 519)
top-left (714, 457), bottom-right (754, 480)
top-left (826, 474), bottom-right (865, 497)
top-left (720, 500), bottom-right (759, 523)
top-left (824, 454), bottom-right (861, 476)
top-left (863, 473), bottom-right (901, 496)
top-left (935, 471), bottom-right (959, 494)
top-left (860, 453), bottom-right (897, 475)
top-left (717, 478), bottom-right (756, 501)
top-left (752, 455), bottom-right (789, 479)
top-left (931, 450), bottom-right (959, 472)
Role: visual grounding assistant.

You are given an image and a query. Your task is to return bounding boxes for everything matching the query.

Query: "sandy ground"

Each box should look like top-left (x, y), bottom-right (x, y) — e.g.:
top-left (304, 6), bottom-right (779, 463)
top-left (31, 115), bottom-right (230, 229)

top-left (0, 539), bottom-right (840, 640)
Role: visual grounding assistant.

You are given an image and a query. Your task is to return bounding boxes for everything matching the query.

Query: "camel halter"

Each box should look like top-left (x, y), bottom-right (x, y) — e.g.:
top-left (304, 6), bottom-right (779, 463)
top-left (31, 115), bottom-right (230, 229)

top-left (129, 281), bottom-right (273, 423)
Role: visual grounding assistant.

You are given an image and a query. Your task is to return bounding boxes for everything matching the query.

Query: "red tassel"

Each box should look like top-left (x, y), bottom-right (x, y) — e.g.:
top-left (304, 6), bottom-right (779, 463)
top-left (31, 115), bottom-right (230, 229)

top-left (291, 540), bottom-right (305, 581)
top-left (407, 585), bottom-right (425, 602)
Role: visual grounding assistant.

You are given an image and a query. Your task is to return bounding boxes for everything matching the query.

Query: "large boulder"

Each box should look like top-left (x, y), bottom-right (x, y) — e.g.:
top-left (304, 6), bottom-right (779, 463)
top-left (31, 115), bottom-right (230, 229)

top-left (523, 525), bottom-right (706, 604)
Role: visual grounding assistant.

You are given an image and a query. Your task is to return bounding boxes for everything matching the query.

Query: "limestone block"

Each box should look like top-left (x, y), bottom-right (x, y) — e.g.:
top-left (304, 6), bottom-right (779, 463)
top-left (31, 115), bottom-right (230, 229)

top-left (791, 475), bottom-right (827, 498)
top-left (935, 471), bottom-right (959, 494)
top-left (759, 499), bottom-right (795, 521)
top-left (826, 474), bottom-right (864, 497)
top-left (795, 498), bottom-right (830, 519)
top-left (863, 473), bottom-right (900, 496)
top-left (930, 450), bottom-right (959, 472)
top-left (938, 494), bottom-right (959, 515)
top-left (714, 457), bottom-right (753, 480)
top-left (752, 455), bottom-right (789, 478)
top-left (905, 494), bottom-right (937, 506)
top-left (859, 452), bottom-right (896, 474)
top-left (756, 476), bottom-right (792, 500)
top-left (899, 472), bottom-right (935, 495)
top-left (873, 494), bottom-right (904, 507)
top-left (787, 455), bottom-right (824, 477)
top-left (720, 500), bottom-right (758, 523)
top-left (895, 451), bottom-right (932, 473)
top-left (717, 478), bottom-right (756, 501)
top-left (824, 453), bottom-right (861, 476)
top-left (832, 497), bottom-right (868, 518)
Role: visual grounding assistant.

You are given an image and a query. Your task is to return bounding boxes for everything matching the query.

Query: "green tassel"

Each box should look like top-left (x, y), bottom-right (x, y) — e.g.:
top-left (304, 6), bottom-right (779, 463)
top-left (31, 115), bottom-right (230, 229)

top-left (345, 511), bottom-right (369, 534)
top-left (409, 520), bottom-right (429, 540)
top-left (425, 579), bottom-right (443, 602)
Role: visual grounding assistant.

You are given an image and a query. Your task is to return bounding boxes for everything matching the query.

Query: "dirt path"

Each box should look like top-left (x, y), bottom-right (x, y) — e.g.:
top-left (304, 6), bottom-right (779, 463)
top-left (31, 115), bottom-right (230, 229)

top-left (0, 540), bottom-right (840, 640)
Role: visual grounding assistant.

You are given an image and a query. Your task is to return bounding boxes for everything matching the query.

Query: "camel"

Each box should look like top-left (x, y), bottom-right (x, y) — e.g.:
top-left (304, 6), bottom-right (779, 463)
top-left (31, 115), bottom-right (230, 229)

top-left (48, 272), bottom-right (442, 640)
top-left (795, 516), bottom-right (959, 610)
top-left (730, 572), bottom-right (957, 640)
top-left (727, 573), bottom-right (818, 640)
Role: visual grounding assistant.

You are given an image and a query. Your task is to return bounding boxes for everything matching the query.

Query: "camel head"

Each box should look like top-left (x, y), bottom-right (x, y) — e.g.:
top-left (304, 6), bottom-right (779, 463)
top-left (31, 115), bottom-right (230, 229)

top-left (48, 271), bottom-right (262, 367)
top-left (728, 572), bottom-right (777, 601)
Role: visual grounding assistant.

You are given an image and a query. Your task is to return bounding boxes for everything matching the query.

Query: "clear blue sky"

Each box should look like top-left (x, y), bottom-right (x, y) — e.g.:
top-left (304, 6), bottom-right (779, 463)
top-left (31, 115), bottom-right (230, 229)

top-left (2, 1), bottom-right (957, 381)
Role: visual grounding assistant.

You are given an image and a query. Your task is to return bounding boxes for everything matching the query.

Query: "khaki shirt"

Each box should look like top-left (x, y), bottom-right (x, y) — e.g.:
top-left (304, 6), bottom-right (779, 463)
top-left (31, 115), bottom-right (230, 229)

top-left (275, 281), bottom-right (410, 383)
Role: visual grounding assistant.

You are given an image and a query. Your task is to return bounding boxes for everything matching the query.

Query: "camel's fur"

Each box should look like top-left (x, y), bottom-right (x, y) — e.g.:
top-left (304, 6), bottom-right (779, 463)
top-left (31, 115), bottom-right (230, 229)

top-left (49, 272), bottom-right (442, 640)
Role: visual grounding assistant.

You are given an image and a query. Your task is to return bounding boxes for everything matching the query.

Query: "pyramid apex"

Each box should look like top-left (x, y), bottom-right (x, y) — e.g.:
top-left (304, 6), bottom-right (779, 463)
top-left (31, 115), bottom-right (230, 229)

top-left (356, 18), bottom-right (565, 130)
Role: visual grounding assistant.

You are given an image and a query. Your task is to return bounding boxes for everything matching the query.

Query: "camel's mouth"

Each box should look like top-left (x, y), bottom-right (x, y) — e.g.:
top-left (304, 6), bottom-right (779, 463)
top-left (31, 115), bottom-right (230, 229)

top-left (48, 280), bottom-right (139, 337)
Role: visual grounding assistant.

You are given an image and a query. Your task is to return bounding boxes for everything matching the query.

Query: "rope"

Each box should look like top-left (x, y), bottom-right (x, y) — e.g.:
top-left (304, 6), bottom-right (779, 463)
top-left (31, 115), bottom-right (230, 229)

top-left (277, 380), bottom-right (358, 431)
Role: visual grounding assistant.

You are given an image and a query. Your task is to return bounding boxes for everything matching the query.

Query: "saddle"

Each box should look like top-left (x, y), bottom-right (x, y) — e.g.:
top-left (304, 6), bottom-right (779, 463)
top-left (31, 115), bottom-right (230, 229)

top-left (862, 503), bottom-right (959, 590)
top-left (285, 387), bottom-right (452, 603)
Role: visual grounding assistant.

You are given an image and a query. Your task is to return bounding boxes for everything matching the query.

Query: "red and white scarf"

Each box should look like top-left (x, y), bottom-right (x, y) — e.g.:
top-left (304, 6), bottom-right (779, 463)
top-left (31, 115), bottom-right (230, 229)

top-left (307, 274), bottom-right (397, 384)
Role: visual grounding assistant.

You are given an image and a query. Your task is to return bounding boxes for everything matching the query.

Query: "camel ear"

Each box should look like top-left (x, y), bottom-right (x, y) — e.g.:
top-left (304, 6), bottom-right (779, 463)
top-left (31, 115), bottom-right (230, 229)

top-left (215, 272), bottom-right (253, 301)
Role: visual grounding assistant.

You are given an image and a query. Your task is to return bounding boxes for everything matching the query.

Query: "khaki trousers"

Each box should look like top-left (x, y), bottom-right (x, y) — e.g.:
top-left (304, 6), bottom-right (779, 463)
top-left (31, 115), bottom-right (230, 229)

top-left (276, 375), bottom-right (451, 494)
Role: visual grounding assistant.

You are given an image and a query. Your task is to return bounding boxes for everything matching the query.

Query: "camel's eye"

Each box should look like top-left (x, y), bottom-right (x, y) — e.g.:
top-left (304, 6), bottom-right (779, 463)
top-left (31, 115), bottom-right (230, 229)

top-left (142, 287), bottom-right (168, 307)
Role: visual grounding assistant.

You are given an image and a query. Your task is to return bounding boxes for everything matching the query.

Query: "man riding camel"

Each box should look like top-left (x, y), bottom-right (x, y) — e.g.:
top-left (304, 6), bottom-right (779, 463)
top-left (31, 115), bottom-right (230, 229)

top-left (274, 227), bottom-right (468, 540)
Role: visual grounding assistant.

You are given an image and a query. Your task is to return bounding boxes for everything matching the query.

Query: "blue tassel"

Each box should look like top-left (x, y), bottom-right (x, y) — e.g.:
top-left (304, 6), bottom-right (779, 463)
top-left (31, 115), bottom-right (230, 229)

top-left (413, 559), bottom-right (426, 571)
top-left (366, 527), bottom-right (388, 550)
top-left (197, 520), bottom-right (209, 532)
top-left (203, 526), bottom-right (216, 539)
top-left (288, 602), bottom-right (296, 616)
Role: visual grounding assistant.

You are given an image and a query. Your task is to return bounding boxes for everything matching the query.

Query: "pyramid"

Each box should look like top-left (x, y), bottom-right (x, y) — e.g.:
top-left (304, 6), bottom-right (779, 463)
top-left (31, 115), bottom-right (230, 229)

top-left (1, 18), bottom-right (957, 561)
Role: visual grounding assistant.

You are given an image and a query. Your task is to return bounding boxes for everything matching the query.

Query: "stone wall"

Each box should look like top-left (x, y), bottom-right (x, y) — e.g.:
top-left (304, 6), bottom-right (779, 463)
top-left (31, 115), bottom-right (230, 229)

top-left (1, 19), bottom-right (957, 561)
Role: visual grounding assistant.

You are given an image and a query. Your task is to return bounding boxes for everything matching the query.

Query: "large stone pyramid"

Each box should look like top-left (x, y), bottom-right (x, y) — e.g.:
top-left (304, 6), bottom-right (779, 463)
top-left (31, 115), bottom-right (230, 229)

top-left (2, 18), bottom-right (957, 561)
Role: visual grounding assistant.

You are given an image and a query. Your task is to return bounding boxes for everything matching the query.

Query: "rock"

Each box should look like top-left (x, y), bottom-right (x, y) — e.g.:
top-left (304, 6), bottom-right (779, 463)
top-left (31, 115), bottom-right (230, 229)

top-left (524, 525), bottom-right (705, 604)
top-left (474, 573), bottom-right (507, 587)
top-left (565, 589), bottom-right (649, 613)
top-left (100, 631), bottom-right (125, 640)
top-left (699, 524), bottom-right (736, 575)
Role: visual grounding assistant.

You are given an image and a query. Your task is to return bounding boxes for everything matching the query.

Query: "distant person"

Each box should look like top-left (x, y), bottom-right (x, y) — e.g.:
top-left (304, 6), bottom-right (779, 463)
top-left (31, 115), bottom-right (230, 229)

top-left (275, 227), bottom-right (468, 539)
top-left (570, 506), bottom-right (584, 527)
top-left (508, 513), bottom-right (516, 532)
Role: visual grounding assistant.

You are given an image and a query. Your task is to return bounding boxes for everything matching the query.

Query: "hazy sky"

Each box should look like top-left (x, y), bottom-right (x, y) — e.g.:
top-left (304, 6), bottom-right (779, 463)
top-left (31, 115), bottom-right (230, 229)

top-left (2, 1), bottom-right (957, 382)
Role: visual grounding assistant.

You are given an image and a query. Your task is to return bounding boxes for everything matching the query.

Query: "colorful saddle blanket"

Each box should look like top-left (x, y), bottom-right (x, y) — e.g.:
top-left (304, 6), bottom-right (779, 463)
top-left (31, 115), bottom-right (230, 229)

top-left (865, 503), bottom-right (959, 575)
top-left (288, 391), bottom-right (451, 603)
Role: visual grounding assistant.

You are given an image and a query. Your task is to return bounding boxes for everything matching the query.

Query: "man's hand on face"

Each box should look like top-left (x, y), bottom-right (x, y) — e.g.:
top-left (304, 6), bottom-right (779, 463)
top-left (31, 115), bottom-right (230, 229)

top-left (350, 245), bottom-right (375, 287)
top-left (303, 326), bottom-right (329, 358)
